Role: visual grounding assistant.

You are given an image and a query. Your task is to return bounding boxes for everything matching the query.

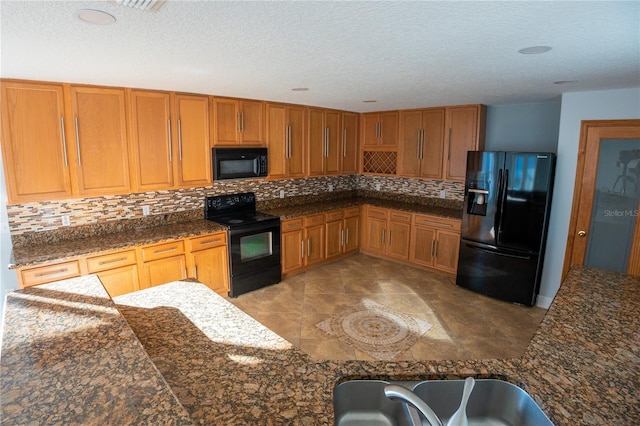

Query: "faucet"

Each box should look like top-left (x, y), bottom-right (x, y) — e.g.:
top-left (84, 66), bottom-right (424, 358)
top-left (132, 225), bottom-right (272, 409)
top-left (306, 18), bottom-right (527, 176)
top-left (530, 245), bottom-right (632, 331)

top-left (384, 384), bottom-right (444, 426)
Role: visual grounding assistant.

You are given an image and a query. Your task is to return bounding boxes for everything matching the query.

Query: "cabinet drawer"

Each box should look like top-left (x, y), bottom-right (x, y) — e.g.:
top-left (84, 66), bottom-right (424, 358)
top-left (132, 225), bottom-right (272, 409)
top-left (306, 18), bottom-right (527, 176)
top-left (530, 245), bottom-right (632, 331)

top-left (414, 214), bottom-right (461, 231)
top-left (305, 213), bottom-right (325, 226)
top-left (325, 210), bottom-right (343, 222)
top-left (87, 249), bottom-right (137, 273)
top-left (189, 232), bottom-right (227, 252)
top-left (367, 207), bottom-right (388, 219)
top-left (344, 206), bottom-right (360, 218)
top-left (142, 240), bottom-right (185, 262)
top-left (282, 217), bottom-right (303, 231)
top-left (20, 260), bottom-right (81, 287)
top-left (389, 211), bottom-right (412, 223)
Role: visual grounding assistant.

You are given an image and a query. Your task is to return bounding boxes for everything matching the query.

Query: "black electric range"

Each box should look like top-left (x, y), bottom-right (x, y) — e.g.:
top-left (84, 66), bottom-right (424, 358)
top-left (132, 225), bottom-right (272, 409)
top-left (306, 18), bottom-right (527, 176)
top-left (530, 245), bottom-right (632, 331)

top-left (204, 193), bottom-right (281, 297)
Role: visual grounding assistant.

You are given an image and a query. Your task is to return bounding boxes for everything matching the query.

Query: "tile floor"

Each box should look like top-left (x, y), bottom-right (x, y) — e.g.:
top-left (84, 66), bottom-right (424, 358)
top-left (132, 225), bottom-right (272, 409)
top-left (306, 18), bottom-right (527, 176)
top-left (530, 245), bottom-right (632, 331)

top-left (227, 254), bottom-right (547, 361)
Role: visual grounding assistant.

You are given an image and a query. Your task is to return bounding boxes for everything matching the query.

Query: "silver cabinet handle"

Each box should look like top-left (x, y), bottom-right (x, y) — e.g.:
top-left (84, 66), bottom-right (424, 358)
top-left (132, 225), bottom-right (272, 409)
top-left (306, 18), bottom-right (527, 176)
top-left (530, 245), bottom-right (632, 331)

top-left (340, 229), bottom-right (344, 246)
top-left (388, 230), bottom-right (392, 246)
top-left (167, 120), bottom-right (173, 162)
top-left (345, 228), bottom-right (349, 245)
top-left (376, 122), bottom-right (381, 139)
top-left (178, 119), bottom-right (183, 161)
top-left (431, 240), bottom-right (436, 258)
top-left (325, 128), bottom-right (330, 157)
top-left (307, 238), bottom-right (311, 256)
top-left (237, 112), bottom-right (242, 133)
top-left (381, 229), bottom-right (385, 245)
top-left (35, 267), bottom-right (69, 278)
top-left (241, 111), bottom-right (245, 132)
top-left (301, 239), bottom-right (305, 259)
top-left (343, 128), bottom-right (347, 157)
top-left (198, 239), bottom-right (222, 246)
top-left (416, 129), bottom-right (421, 159)
top-left (286, 125), bottom-right (291, 158)
top-left (153, 247), bottom-right (177, 255)
top-left (193, 265), bottom-right (198, 279)
top-left (433, 240), bottom-right (438, 258)
top-left (60, 117), bottom-right (68, 167)
top-left (183, 268), bottom-right (187, 279)
top-left (98, 257), bottom-right (128, 266)
top-left (447, 127), bottom-right (452, 160)
top-left (420, 129), bottom-right (425, 159)
top-left (74, 116), bottom-right (81, 166)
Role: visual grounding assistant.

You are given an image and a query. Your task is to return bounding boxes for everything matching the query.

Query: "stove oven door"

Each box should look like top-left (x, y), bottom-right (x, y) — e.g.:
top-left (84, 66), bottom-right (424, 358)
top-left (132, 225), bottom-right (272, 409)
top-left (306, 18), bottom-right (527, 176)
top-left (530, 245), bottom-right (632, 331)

top-left (228, 221), bottom-right (281, 295)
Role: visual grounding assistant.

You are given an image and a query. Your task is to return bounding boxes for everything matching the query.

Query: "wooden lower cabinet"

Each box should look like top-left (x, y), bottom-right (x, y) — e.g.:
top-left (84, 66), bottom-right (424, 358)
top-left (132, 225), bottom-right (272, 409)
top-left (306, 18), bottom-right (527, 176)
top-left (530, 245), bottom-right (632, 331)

top-left (326, 207), bottom-right (360, 260)
top-left (281, 214), bottom-right (326, 275)
top-left (363, 206), bottom-right (411, 260)
top-left (187, 232), bottom-right (229, 296)
top-left (18, 259), bottom-right (82, 288)
top-left (141, 240), bottom-right (187, 289)
top-left (86, 249), bottom-right (139, 297)
top-left (410, 214), bottom-right (461, 273)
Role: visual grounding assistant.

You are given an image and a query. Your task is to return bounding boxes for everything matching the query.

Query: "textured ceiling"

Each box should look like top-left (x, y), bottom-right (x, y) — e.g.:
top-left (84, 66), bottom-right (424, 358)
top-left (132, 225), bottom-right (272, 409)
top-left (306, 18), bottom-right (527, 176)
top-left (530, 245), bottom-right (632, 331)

top-left (1, 1), bottom-right (639, 112)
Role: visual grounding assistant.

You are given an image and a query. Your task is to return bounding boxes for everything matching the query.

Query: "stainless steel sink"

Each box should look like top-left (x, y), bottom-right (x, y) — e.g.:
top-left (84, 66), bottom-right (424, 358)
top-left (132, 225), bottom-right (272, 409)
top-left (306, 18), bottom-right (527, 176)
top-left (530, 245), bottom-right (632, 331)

top-left (333, 379), bottom-right (554, 426)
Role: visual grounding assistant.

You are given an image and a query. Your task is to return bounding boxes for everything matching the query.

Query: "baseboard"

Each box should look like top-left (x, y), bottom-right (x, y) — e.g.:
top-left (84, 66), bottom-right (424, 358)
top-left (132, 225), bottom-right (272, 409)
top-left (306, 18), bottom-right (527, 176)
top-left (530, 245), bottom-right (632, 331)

top-left (535, 294), bottom-right (553, 309)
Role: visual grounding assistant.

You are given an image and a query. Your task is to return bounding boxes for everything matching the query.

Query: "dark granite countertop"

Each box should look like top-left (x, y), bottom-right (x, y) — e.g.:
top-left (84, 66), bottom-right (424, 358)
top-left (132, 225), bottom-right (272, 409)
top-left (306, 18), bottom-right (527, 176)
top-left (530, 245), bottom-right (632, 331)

top-left (3, 265), bottom-right (635, 425)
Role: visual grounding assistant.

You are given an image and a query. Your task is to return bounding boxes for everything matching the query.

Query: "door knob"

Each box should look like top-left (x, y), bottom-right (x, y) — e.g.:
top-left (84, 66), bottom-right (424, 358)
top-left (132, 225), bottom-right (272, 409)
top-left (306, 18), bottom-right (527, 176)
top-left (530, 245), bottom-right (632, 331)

top-left (578, 230), bottom-right (587, 237)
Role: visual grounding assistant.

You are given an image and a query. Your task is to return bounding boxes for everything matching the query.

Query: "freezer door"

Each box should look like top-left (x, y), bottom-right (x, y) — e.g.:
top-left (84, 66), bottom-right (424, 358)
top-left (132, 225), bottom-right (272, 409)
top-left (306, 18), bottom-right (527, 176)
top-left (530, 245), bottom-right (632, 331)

top-left (461, 151), bottom-right (503, 245)
top-left (456, 240), bottom-right (540, 306)
top-left (497, 153), bottom-right (555, 253)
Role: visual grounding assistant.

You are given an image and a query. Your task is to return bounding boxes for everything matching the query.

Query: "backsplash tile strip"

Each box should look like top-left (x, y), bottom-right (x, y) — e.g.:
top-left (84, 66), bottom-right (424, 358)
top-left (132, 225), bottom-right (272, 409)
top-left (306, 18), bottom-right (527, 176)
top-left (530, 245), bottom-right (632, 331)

top-left (8, 175), bottom-right (464, 246)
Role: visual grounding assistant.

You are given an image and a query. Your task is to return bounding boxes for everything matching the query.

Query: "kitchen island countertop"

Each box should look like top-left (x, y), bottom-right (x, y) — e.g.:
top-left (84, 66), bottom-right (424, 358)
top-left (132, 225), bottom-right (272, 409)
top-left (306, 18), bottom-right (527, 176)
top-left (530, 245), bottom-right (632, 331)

top-left (2, 265), bottom-right (638, 425)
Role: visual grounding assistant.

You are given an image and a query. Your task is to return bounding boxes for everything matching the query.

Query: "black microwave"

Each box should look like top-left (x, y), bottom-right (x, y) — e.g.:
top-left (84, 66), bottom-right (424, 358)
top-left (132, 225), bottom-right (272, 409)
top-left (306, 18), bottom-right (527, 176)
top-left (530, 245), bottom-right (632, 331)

top-left (212, 148), bottom-right (268, 180)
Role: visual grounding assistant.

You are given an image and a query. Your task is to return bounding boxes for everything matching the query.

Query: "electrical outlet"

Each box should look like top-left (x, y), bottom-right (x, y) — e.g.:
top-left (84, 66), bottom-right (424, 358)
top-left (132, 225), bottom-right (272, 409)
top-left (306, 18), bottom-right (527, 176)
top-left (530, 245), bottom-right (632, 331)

top-left (375, 183), bottom-right (381, 191)
top-left (142, 205), bottom-right (150, 216)
top-left (440, 189), bottom-right (446, 198)
top-left (279, 190), bottom-right (285, 198)
top-left (328, 184), bottom-right (334, 192)
top-left (61, 215), bottom-right (70, 226)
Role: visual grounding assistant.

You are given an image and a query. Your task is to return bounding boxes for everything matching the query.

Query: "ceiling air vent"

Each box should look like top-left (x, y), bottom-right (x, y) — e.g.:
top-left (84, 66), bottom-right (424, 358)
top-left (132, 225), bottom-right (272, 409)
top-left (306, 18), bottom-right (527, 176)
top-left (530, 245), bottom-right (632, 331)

top-left (115, 0), bottom-right (165, 11)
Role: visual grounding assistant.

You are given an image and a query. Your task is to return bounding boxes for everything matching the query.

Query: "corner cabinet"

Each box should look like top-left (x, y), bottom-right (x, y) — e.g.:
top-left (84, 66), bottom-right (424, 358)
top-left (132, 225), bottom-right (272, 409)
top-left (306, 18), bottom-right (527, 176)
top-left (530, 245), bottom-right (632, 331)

top-left (410, 214), bottom-right (461, 274)
top-left (325, 207), bottom-right (360, 260)
top-left (211, 97), bottom-right (264, 146)
top-left (362, 206), bottom-right (412, 261)
top-left (0, 81), bottom-right (73, 203)
top-left (443, 105), bottom-right (486, 181)
top-left (362, 111), bottom-right (399, 147)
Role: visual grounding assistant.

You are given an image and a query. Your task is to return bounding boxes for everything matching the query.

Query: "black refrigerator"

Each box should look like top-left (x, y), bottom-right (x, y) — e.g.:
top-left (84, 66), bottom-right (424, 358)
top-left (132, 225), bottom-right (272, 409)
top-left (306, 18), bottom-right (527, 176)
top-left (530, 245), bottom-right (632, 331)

top-left (456, 151), bottom-right (556, 306)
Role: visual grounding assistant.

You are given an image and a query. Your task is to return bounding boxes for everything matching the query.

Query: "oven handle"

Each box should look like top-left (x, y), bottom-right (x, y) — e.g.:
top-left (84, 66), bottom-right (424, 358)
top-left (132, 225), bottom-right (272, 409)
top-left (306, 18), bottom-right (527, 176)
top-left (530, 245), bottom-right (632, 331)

top-left (228, 222), bottom-right (281, 236)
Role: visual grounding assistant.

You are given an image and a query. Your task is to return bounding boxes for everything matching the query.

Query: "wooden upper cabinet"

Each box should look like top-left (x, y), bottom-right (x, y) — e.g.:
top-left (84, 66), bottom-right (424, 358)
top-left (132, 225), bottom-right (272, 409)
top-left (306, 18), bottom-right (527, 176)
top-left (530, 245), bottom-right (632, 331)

top-left (174, 94), bottom-right (211, 187)
top-left (69, 86), bottom-right (130, 195)
top-left (308, 108), bottom-right (341, 176)
top-left (444, 105), bottom-right (486, 181)
top-left (341, 112), bottom-right (359, 174)
top-left (1, 81), bottom-right (72, 204)
top-left (399, 108), bottom-right (444, 179)
top-left (211, 97), bottom-right (264, 146)
top-left (362, 111), bottom-right (399, 147)
top-left (266, 103), bottom-right (306, 178)
top-left (128, 90), bottom-right (174, 191)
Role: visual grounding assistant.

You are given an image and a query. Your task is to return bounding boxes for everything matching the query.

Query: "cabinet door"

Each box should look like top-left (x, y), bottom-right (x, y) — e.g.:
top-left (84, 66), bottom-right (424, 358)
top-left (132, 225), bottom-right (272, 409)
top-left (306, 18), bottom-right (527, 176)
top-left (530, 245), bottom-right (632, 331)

top-left (420, 109), bottom-right (445, 179)
top-left (344, 215), bottom-right (359, 253)
top-left (282, 229), bottom-right (304, 274)
top-left (1, 81), bottom-right (72, 203)
top-left (445, 105), bottom-right (484, 181)
top-left (128, 90), bottom-right (174, 190)
top-left (410, 226), bottom-right (436, 267)
top-left (288, 106), bottom-right (307, 177)
top-left (308, 108), bottom-right (325, 176)
top-left (362, 113), bottom-right (380, 146)
top-left (191, 246), bottom-right (229, 295)
top-left (266, 103), bottom-right (287, 178)
top-left (433, 230), bottom-right (460, 273)
top-left (305, 224), bottom-right (325, 266)
top-left (365, 216), bottom-right (387, 254)
top-left (380, 112), bottom-right (399, 147)
top-left (239, 100), bottom-right (264, 145)
top-left (175, 94), bottom-right (211, 186)
top-left (143, 255), bottom-right (186, 288)
top-left (341, 112), bottom-right (359, 174)
top-left (387, 220), bottom-right (411, 260)
top-left (325, 111), bottom-right (341, 175)
top-left (70, 86), bottom-right (130, 195)
top-left (96, 265), bottom-right (140, 297)
top-left (211, 97), bottom-right (239, 145)
top-left (325, 219), bottom-right (343, 259)
top-left (399, 110), bottom-right (423, 177)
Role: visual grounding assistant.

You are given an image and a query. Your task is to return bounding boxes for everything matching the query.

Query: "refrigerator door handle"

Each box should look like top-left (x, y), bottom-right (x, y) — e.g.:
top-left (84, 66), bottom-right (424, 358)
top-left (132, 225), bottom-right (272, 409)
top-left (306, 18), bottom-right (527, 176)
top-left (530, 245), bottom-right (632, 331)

top-left (494, 168), bottom-right (504, 241)
top-left (498, 169), bottom-right (509, 238)
top-left (465, 241), bottom-right (532, 260)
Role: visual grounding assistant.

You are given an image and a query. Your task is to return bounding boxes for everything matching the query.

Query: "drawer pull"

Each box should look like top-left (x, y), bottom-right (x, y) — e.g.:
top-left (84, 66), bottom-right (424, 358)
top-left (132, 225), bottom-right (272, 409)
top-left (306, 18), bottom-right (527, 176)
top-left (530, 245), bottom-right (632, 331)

top-left (419, 220), bottom-right (453, 228)
top-left (35, 268), bottom-right (69, 278)
top-left (198, 239), bottom-right (222, 246)
top-left (98, 257), bottom-right (127, 266)
top-left (153, 247), bottom-right (178, 255)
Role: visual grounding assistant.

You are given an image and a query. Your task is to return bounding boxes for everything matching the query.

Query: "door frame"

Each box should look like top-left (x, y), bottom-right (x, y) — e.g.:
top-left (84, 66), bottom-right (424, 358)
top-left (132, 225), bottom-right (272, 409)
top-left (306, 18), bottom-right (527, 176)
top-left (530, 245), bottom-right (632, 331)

top-left (562, 119), bottom-right (640, 278)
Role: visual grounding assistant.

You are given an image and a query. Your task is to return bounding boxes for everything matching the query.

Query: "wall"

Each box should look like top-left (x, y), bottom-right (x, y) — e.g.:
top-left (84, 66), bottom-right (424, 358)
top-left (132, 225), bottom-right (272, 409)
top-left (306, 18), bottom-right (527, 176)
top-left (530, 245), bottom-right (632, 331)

top-left (538, 87), bottom-right (640, 308)
top-left (0, 149), bottom-right (17, 324)
top-left (485, 101), bottom-right (561, 153)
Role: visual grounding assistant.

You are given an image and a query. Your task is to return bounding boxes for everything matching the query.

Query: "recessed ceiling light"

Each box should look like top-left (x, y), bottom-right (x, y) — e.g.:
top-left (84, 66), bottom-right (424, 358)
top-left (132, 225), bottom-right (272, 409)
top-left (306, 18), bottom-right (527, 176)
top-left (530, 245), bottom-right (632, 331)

top-left (363, 100), bottom-right (377, 103)
top-left (291, 87), bottom-right (309, 92)
top-left (74, 9), bottom-right (116, 25)
top-left (518, 46), bottom-right (552, 55)
top-left (553, 80), bottom-right (578, 85)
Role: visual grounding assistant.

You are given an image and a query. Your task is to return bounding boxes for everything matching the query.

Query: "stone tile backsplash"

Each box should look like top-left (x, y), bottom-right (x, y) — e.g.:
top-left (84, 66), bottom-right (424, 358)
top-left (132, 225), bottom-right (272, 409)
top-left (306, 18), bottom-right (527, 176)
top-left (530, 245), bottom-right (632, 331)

top-left (7, 175), bottom-right (463, 239)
